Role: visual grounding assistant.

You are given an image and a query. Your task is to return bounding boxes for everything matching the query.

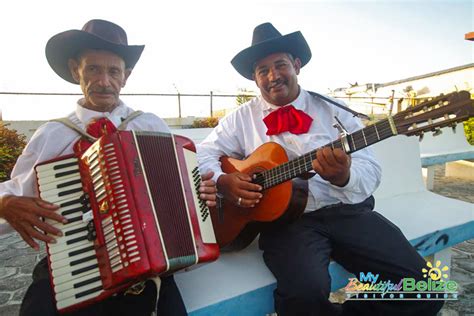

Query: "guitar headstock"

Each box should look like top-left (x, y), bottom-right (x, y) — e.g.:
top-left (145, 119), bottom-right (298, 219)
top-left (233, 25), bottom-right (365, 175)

top-left (393, 90), bottom-right (474, 137)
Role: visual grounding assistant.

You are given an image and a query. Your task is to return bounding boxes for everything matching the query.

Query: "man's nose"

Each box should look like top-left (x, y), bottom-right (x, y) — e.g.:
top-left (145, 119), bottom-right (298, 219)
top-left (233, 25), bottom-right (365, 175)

top-left (268, 67), bottom-right (281, 81)
top-left (96, 72), bottom-right (112, 87)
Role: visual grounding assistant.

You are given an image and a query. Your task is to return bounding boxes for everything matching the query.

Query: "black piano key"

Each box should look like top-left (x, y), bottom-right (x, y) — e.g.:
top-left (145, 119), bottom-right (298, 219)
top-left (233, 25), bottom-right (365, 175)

top-left (57, 179), bottom-right (82, 189)
top-left (69, 245), bottom-right (95, 257)
top-left (75, 285), bottom-right (103, 299)
top-left (70, 254), bottom-right (97, 266)
top-left (66, 215), bottom-right (83, 224)
top-left (71, 263), bottom-right (99, 276)
top-left (66, 234), bottom-right (89, 245)
top-left (65, 226), bottom-right (88, 237)
top-left (56, 169), bottom-right (79, 178)
top-left (60, 198), bottom-right (82, 208)
top-left (59, 187), bottom-right (83, 197)
top-left (53, 161), bottom-right (77, 170)
top-left (74, 275), bottom-right (102, 289)
top-left (62, 206), bottom-right (87, 216)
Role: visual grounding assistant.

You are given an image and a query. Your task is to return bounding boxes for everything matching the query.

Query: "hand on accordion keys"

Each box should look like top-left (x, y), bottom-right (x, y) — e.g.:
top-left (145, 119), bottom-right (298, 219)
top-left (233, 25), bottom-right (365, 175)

top-left (198, 171), bottom-right (217, 208)
top-left (0, 195), bottom-right (67, 250)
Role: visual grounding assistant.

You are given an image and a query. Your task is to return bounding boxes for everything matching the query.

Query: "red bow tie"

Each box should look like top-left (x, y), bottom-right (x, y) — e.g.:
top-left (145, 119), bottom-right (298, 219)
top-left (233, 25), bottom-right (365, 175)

top-left (74, 117), bottom-right (118, 153)
top-left (263, 105), bottom-right (313, 136)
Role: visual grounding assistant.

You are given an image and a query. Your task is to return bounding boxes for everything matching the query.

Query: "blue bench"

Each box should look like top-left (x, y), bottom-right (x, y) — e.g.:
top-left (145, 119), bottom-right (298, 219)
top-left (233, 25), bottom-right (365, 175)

top-left (419, 123), bottom-right (474, 190)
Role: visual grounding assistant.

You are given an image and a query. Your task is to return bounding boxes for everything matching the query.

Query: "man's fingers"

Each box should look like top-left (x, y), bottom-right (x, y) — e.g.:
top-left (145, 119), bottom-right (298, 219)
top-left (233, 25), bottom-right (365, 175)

top-left (23, 223), bottom-right (56, 244)
top-left (32, 219), bottom-right (63, 237)
top-left (333, 148), bottom-right (350, 165)
top-left (36, 208), bottom-right (67, 224)
top-left (33, 198), bottom-right (59, 210)
top-left (16, 228), bottom-right (39, 250)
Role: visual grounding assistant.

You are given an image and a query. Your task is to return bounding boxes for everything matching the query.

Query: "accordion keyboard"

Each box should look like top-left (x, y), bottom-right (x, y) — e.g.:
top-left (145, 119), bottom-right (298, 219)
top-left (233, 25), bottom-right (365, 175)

top-left (36, 157), bottom-right (104, 310)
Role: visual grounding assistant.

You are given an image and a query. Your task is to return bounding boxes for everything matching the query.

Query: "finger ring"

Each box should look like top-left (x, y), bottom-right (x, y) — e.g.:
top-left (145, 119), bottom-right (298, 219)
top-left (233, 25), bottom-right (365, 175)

top-left (237, 197), bottom-right (242, 206)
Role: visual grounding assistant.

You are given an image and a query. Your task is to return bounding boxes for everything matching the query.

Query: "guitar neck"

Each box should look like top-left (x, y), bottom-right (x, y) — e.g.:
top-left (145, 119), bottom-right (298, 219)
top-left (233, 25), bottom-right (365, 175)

top-left (255, 118), bottom-right (398, 189)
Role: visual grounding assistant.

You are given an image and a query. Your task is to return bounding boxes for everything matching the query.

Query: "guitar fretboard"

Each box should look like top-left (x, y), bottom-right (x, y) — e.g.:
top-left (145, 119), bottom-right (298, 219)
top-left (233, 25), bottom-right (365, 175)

top-left (253, 118), bottom-right (398, 189)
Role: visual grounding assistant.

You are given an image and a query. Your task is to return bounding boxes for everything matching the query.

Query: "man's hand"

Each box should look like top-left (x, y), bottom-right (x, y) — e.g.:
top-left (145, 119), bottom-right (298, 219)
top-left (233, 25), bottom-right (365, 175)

top-left (0, 195), bottom-right (67, 250)
top-left (216, 173), bottom-right (263, 208)
top-left (312, 147), bottom-right (351, 187)
top-left (199, 172), bottom-right (217, 207)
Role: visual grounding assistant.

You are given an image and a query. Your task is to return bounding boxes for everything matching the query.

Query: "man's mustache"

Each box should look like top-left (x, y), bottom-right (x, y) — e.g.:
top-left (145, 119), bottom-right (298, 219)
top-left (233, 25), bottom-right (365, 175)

top-left (268, 79), bottom-right (286, 89)
top-left (89, 88), bottom-right (115, 94)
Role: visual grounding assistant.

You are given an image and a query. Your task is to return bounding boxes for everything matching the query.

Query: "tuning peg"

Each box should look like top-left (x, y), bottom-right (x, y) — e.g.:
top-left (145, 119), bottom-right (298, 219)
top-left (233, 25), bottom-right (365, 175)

top-left (451, 124), bottom-right (457, 133)
top-left (418, 132), bottom-right (424, 142)
top-left (432, 128), bottom-right (443, 137)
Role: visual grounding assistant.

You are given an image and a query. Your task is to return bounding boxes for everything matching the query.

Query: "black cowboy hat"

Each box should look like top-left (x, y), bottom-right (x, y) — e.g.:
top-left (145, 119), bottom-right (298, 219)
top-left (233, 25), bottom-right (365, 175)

top-left (45, 19), bottom-right (145, 84)
top-left (231, 22), bottom-right (312, 80)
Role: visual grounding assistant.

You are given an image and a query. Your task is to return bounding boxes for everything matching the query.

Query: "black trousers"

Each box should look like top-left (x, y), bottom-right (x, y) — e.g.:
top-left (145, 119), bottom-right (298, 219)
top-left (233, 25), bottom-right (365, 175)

top-left (259, 196), bottom-right (444, 316)
top-left (20, 257), bottom-right (188, 316)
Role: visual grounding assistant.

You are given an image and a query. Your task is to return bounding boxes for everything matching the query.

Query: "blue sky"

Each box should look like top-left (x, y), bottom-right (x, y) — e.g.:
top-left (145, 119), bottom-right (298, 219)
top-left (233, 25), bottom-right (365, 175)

top-left (0, 0), bottom-right (472, 119)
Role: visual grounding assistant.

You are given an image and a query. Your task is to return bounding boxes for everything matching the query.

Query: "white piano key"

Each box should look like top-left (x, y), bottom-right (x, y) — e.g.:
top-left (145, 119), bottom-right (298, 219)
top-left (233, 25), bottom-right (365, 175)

top-left (36, 158), bottom-right (78, 172)
top-left (49, 243), bottom-right (95, 262)
top-left (37, 165), bottom-right (79, 179)
top-left (54, 270), bottom-right (101, 294)
top-left (52, 257), bottom-right (99, 279)
top-left (49, 237), bottom-right (92, 256)
top-left (40, 183), bottom-right (83, 200)
top-left (55, 278), bottom-right (103, 302)
top-left (38, 172), bottom-right (81, 187)
top-left (50, 249), bottom-right (96, 270)
top-left (56, 285), bottom-right (103, 311)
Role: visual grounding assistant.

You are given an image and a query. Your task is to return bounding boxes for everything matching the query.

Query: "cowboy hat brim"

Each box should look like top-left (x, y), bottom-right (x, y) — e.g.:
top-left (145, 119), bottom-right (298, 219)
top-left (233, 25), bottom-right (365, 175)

top-left (231, 31), bottom-right (311, 80)
top-left (46, 30), bottom-right (144, 84)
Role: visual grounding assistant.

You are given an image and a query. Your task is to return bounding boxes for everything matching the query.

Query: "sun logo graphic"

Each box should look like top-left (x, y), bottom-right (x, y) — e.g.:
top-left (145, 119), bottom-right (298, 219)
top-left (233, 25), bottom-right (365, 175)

top-left (422, 260), bottom-right (449, 281)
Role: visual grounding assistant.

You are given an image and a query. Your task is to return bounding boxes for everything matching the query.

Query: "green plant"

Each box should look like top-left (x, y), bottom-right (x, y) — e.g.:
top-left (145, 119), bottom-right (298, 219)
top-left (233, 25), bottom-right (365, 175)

top-left (236, 88), bottom-right (255, 106)
top-left (463, 118), bottom-right (474, 145)
top-left (0, 123), bottom-right (27, 182)
top-left (192, 117), bottom-right (219, 128)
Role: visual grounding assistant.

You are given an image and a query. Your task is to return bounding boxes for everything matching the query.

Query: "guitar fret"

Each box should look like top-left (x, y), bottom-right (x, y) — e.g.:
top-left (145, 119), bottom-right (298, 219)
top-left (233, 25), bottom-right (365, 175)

top-left (361, 129), bottom-right (368, 146)
top-left (374, 124), bottom-right (381, 140)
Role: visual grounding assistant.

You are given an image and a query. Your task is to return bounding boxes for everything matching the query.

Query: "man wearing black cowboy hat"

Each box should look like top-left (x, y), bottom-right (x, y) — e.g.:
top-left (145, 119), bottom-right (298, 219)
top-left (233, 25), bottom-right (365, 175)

top-left (0, 19), bottom-right (217, 315)
top-left (197, 23), bottom-right (443, 315)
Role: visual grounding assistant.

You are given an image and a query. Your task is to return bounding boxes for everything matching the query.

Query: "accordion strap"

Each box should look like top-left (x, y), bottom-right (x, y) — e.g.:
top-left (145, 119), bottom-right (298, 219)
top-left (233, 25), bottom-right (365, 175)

top-left (50, 110), bottom-right (144, 142)
top-left (50, 118), bottom-right (98, 142)
top-left (117, 110), bottom-right (144, 130)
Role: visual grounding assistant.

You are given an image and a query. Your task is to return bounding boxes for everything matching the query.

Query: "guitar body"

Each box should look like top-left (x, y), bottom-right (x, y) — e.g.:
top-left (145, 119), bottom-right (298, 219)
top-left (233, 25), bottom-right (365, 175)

top-left (210, 142), bottom-right (308, 251)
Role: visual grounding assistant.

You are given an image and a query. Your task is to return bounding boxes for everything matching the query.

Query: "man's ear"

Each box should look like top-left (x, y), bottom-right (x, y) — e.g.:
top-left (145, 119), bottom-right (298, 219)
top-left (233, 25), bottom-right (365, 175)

top-left (294, 57), bottom-right (302, 75)
top-left (122, 68), bottom-right (132, 87)
top-left (67, 59), bottom-right (80, 83)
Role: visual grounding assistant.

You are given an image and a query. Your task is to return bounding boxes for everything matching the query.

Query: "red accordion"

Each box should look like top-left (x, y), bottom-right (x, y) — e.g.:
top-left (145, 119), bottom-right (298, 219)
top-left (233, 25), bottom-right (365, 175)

top-left (35, 131), bottom-right (219, 313)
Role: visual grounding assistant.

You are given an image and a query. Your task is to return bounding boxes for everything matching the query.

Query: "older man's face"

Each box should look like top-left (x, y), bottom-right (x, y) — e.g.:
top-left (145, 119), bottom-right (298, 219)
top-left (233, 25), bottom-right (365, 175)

top-left (253, 52), bottom-right (301, 106)
top-left (68, 49), bottom-right (131, 112)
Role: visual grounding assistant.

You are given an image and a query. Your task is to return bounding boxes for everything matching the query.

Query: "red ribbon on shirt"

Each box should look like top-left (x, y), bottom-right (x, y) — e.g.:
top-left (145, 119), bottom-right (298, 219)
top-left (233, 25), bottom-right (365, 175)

top-left (74, 117), bottom-right (117, 153)
top-left (263, 105), bottom-right (313, 136)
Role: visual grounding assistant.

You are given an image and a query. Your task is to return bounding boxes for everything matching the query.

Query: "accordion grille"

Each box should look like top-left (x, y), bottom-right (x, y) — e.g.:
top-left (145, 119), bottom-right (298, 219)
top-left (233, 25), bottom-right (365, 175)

top-left (135, 133), bottom-right (195, 263)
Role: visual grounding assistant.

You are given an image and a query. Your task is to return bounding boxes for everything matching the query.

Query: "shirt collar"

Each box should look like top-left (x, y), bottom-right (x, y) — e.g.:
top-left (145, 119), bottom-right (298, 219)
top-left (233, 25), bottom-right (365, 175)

top-left (75, 99), bottom-right (128, 127)
top-left (260, 87), bottom-right (307, 113)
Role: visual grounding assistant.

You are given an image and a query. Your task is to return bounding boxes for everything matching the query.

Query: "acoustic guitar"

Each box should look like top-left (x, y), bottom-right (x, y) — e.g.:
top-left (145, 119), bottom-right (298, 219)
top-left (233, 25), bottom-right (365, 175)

top-left (210, 91), bottom-right (474, 251)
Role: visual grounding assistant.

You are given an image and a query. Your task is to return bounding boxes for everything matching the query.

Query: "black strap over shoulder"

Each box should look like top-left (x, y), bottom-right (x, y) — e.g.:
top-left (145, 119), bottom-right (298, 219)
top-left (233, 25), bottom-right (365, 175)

top-left (308, 90), bottom-right (369, 120)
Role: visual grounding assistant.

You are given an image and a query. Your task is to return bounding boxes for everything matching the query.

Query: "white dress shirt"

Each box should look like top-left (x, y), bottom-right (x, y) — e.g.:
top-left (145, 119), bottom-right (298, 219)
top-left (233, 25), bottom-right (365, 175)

top-left (196, 89), bottom-right (382, 211)
top-left (0, 99), bottom-right (170, 199)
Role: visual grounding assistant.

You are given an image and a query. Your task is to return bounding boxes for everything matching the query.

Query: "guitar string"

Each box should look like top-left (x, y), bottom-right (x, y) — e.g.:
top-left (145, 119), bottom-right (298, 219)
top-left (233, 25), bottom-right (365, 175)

top-left (257, 121), bottom-right (397, 188)
top-left (262, 124), bottom-right (393, 187)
